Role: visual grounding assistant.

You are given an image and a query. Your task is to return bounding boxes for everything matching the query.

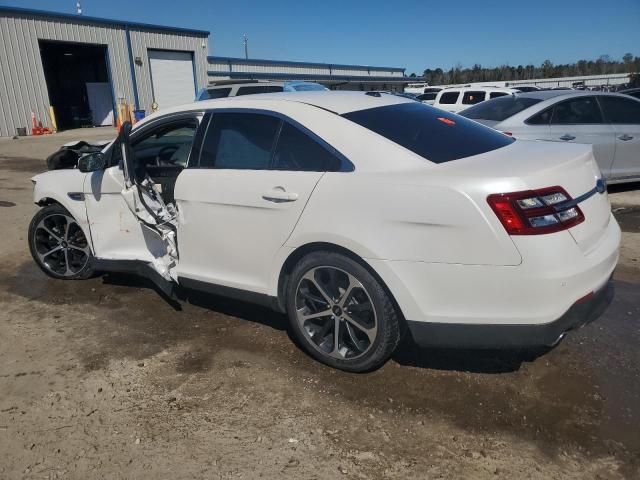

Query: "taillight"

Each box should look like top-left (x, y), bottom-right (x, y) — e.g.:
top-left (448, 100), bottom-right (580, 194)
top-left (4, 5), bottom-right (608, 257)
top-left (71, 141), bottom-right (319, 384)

top-left (487, 186), bottom-right (584, 235)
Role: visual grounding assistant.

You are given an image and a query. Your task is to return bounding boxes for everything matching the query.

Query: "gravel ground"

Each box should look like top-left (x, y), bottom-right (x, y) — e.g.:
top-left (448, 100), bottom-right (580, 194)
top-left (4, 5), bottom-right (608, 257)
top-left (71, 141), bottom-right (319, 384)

top-left (0, 130), bottom-right (639, 479)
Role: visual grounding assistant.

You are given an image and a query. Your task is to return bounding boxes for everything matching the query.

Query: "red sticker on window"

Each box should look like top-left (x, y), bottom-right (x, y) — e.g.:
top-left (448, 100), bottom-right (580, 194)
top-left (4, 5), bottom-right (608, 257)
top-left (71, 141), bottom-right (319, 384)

top-left (437, 117), bottom-right (456, 126)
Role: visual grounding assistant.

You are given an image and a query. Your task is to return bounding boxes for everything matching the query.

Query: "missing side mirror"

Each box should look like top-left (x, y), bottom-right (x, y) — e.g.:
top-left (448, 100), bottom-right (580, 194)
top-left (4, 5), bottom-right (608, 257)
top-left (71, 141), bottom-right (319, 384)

top-left (78, 152), bottom-right (106, 173)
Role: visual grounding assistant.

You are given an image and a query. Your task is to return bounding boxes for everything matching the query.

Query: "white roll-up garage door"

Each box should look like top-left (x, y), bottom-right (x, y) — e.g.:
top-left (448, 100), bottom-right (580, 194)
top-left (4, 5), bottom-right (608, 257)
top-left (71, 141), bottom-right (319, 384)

top-left (148, 50), bottom-right (195, 110)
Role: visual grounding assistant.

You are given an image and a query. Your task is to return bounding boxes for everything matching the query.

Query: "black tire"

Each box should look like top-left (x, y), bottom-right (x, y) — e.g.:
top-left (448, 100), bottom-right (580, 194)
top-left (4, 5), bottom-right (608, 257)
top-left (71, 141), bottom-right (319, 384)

top-left (286, 251), bottom-right (402, 372)
top-left (28, 203), bottom-right (95, 280)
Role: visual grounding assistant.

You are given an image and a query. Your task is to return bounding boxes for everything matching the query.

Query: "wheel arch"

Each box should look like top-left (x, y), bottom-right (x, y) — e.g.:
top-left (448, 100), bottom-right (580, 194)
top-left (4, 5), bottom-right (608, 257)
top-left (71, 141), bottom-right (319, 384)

top-left (36, 196), bottom-right (63, 207)
top-left (276, 242), bottom-right (406, 324)
top-left (33, 192), bottom-right (94, 254)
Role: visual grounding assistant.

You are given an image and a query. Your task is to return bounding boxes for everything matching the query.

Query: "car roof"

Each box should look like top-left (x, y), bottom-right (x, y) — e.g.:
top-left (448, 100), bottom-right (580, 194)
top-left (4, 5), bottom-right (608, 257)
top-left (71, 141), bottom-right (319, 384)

top-left (207, 80), bottom-right (284, 88)
top-left (438, 86), bottom-right (519, 93)
top-left (201, 91), bottom-right (413, 114)
top-left (135, 91), bottom-right (413, 129)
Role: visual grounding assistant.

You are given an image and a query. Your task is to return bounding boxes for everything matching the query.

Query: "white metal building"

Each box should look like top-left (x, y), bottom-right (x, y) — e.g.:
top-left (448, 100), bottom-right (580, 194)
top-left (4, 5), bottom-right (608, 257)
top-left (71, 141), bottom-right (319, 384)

top-left (207, 56), bottom-right (423, 92)
top-left (0, 6), bottom-right (209, 136)
top-left (423, 73), bottom-right (632, 92)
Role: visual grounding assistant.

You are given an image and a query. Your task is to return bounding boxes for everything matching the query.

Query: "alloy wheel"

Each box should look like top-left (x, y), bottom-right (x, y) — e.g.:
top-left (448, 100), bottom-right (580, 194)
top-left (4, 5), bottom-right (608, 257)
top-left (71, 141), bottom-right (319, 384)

top-left (33, 214), bottom-right (90, 277)
top-left (295, 266), bottom-right (378, 360)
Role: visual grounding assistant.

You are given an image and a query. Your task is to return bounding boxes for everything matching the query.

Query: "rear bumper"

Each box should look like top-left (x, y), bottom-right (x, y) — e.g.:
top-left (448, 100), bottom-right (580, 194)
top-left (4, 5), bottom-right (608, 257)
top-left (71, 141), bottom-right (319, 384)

top-left (406, 279), bottom-right (614, 348)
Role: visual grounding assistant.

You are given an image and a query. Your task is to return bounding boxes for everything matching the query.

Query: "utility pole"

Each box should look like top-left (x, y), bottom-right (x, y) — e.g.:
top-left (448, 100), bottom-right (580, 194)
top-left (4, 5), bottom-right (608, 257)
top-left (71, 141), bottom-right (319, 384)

top-left (243, 34), bottom-right (248, 60)
top-left (76, 1), bottom-right (82, 15)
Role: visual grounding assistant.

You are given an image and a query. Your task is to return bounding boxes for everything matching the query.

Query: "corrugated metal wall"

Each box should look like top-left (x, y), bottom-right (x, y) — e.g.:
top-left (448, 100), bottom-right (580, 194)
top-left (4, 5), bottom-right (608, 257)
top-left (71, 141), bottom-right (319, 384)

top-left (208, 58), bottom-right (406, 79)
top-left (0, 10), bottom-right (208, 136)
top-left (128, 29), bottom-right (208, 111)
top-left (0, 12), bottom-right (132, 137)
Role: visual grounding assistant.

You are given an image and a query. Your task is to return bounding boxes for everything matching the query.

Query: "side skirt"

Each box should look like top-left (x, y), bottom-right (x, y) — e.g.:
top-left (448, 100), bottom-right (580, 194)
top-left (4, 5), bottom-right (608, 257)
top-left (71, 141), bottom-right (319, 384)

top-left (92, 258), bottom-right (176, 299)
top-left (178, 276), bottom-right (283, 313)
top-left (91, 260), bottom-right (284, 313)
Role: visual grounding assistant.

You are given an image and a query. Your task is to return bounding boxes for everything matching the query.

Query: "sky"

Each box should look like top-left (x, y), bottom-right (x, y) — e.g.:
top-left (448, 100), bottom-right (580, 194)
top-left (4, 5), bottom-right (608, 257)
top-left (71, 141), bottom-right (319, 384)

top-left (2, 0), bottom-right (639, 74)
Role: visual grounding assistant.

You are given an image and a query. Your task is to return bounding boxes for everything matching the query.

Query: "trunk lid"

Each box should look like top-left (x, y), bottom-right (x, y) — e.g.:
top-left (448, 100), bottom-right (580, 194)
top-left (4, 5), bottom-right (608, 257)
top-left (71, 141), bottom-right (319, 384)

top-left (439, 139), bottom-right (611, 254)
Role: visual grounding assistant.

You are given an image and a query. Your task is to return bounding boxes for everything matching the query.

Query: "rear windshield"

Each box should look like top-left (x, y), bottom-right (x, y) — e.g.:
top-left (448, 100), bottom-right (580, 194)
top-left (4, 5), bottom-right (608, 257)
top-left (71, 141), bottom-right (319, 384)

top-left (461, 96), bottom-right (542, 121)
top-left (342, 102), bottom-right (514, 163)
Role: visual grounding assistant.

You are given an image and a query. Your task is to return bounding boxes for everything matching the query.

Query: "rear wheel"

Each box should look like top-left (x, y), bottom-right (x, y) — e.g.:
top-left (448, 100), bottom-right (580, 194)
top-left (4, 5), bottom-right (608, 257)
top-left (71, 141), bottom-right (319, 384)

top-left (286, 251), bottom-right (401, 372)
top-left (28, 204), bottom-right (94, 280)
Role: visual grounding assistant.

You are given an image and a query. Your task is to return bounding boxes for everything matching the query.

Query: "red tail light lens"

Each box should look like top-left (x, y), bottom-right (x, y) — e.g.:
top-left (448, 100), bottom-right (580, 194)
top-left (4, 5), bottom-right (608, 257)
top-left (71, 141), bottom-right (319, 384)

top-left (487, 186), bottom-right (584, 235)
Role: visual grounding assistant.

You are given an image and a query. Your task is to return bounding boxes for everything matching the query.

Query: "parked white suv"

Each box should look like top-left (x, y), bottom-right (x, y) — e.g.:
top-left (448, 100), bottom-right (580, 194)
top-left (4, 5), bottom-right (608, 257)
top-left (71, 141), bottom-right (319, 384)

top-left (28, 92), bottom-right (619, 372)
top-left (433, 87), bottom-right (519, 113)
top-left (197, 80), bottom-right (327, 100)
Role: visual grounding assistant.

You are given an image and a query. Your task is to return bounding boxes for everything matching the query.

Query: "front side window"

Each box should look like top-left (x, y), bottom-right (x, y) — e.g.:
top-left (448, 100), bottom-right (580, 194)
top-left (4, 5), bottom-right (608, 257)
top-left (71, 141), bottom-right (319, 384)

top-left (439, 92), bottom-right (460, 104)
top-left (598, 96), bottom-right (640, 124)
top-left (343, 102), bottom-right (514, 164)
top-left (462, 91), bottom-right (486, 105)
top-left (200, 113), bottom-right (280, 169)
top-left (551, 97), bottom-right (603, 124)
top-left (235, 85), bottom-right (284, 96)
top-left (490, 92), bottom-right (509, 99)
top-left (273, 123), bottom-right (342, 171)
top-left (132, 120), bottom-right (197, 167)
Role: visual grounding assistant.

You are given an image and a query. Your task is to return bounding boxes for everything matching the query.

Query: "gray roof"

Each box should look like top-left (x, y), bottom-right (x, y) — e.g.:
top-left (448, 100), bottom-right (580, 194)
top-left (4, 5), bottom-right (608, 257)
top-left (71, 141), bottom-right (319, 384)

top-left (0, 6), bottom-right (210, 36)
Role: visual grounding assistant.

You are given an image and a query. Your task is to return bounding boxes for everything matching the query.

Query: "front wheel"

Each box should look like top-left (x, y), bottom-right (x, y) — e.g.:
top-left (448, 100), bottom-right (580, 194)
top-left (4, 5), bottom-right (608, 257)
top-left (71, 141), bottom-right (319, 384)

top-left (286, 251), bottom-right (402, 372)
top-left (28, 204), bottom-right (94, 280)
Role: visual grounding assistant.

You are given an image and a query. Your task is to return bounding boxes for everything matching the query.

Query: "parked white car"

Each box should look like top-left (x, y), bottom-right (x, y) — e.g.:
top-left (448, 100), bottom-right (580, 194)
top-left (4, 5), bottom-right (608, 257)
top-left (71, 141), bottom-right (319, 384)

top-left (433, 87), bottom-right (519, 113)
top-left (28, 92), bottom-right (619, 372)
top-left (460, 91), bottom-right (640, 184)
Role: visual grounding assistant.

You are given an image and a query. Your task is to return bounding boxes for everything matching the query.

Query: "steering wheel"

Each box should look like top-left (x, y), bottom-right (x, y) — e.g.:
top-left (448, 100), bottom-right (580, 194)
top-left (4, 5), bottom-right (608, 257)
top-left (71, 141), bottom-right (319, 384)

top-left (154, 145), bottom-right (179, 166)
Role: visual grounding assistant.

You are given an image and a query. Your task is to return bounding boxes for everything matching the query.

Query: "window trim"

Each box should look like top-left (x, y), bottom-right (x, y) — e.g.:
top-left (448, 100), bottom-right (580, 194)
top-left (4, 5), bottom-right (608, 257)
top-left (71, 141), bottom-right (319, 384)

top-left (193, 108), bottom-right (354, 172)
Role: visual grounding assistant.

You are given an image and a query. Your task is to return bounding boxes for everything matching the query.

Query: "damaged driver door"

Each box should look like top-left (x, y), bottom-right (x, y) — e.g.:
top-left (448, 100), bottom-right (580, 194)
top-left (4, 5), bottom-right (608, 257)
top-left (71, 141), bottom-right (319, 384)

top-left (83, 115), bottom-right (200, 282)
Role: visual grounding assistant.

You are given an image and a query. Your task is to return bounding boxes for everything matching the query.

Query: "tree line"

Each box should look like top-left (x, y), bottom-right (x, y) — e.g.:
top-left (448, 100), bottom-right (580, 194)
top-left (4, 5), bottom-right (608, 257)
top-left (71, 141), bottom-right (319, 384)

top-left (414, 54), bottom-right (640, 86)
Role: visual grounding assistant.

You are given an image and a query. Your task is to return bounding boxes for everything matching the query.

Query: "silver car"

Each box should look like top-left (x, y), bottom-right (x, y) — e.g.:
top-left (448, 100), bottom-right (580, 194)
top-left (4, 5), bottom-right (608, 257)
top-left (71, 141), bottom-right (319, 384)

top-left (460, 91), bottom-right (640, 184)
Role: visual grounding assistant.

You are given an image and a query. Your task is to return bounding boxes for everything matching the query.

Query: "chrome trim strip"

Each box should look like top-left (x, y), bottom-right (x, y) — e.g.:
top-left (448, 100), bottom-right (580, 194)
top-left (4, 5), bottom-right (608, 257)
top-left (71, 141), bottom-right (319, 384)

top-left (552, 186), bottom-right (598, 212)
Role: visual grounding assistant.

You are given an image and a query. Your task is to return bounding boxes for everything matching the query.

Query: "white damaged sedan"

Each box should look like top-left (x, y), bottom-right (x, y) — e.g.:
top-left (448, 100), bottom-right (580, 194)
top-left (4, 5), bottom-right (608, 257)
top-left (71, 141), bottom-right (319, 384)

top-left (28, 91), bottom-right (620, 372)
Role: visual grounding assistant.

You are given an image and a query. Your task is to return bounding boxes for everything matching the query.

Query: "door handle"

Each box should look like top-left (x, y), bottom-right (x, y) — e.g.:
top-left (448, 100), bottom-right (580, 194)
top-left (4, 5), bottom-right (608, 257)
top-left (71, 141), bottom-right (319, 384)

top-left (559, 134), bottom-right (576, 141)
top-left (618, 134), bottom-right (634, 141)
top-left (262, 187), bottom-right (299, 203)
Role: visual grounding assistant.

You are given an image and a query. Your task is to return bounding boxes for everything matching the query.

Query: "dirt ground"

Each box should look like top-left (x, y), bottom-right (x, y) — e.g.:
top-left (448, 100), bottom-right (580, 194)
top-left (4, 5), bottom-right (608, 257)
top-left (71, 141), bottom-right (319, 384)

top-left (1, 130), bottom-right (639, 480)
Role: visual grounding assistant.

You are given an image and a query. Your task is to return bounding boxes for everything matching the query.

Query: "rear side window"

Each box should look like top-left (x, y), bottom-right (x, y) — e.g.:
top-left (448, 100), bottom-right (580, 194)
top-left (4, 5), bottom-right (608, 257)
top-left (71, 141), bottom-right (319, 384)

top-left (343, 102), bottom-right (514, 163)
top-left (462, 96), bottom-right (542, 121)
top-left (438, 92), bottom-right (460, 104)
top-left (526, 108), bottom-right (552, 125)
top-left (490, 92), bottom-right (509, 99)
top-left (551, 97), bottom-right (603, 124)
top-left (200, 113), bottom-right (280, 169)
top-left (236, 85), bottom-right (284, 96)
top-left (201, 88), bottom-right (232, 100)
top-left (462, 91), bottom-right (486, 105)
top-left (598, 96), bottom-right (640, 124)
top-left (273, 123), bottom-right (342, 171)
top-left (417, 92), bottom-right (437, 101)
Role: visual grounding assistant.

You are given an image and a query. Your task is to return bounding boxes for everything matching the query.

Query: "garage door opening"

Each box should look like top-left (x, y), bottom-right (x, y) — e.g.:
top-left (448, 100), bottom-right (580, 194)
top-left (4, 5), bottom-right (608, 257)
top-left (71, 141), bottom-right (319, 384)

top-left (39, 40), bottom-right (114, 131)
top-left (148, 49), bottom-right (196, 110)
